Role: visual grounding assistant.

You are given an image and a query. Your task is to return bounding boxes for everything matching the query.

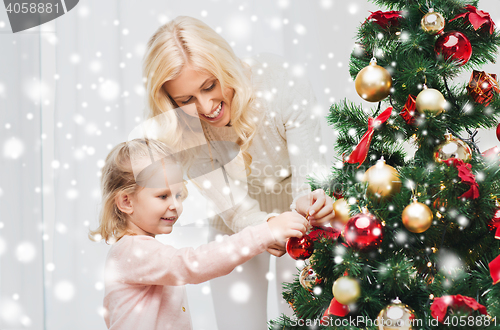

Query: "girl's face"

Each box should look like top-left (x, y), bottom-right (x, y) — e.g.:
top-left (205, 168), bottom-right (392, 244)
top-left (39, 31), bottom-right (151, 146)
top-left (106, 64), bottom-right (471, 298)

top-left (126, 163), bottom-right (185, 237)
top-left (163, 65), bottom-right (233, 127)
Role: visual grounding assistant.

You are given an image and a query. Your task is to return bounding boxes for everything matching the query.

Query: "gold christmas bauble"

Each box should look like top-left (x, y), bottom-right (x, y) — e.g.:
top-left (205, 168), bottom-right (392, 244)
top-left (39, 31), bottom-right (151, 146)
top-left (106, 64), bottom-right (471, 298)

top-left (415, 86), bottom-right (446, 116)
top-left (421, 9), bottom-right (445, 35)
top-left (332, 276), bottom-right (361, 305)
top-left (355, 59), bottom-right (392, 102)
top-left (434, 133), bottom-right (472, 163)
top-left (377, 298), bottom-right (416, 330)
top-left (299, 265), bottom-right (321, 292)
top-left (363, 158), bottom-right (402, 200)
top-left (330, 198), bottom-right (351, 230)
top-left (402, 201), bottom-right (433, 233)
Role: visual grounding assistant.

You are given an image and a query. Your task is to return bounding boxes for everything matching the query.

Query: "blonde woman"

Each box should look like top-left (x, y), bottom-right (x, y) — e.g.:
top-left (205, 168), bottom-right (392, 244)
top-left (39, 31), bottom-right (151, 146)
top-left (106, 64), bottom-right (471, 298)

top-left (143, 16), bottom-right (334, 329)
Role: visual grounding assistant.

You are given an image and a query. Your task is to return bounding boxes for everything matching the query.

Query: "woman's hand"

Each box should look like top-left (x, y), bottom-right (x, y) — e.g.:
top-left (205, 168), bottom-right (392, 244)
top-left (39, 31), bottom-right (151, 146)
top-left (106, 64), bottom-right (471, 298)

top-left (295, 189), bottom-right (335, 227)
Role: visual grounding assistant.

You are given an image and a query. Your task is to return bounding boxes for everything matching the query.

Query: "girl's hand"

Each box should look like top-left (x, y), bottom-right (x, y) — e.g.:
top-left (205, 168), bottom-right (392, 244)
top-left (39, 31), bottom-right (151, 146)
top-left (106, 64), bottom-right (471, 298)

top-left (295, 189), bottom-right (335, 227)
top-left (267, 212), bottom-right (308, 244)
top-left (266, 242), bottom-right (286, 257)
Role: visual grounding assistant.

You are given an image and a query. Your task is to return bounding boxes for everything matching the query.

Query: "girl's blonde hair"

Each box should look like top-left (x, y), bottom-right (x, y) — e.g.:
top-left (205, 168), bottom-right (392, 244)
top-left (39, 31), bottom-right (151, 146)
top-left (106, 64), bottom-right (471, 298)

top-left (89, 139), bottom-right (184, 243)
top-left (142, 16), bottom-right (258, 173)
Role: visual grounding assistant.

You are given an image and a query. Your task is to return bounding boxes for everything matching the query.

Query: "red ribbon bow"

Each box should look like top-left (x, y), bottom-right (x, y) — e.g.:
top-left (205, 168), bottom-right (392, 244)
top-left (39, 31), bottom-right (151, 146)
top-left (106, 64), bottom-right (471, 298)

top-left (366, 10), bottom-right (403, 29)
top-left (490, 253), bottom-right (500, 285)
top-left (489, 206), bottom-right (500, 284)
top-left (346, 107), bottom-right (393, 167)
top-left (450, 5), bottom-right (496, 34)
top-left (430, 295), bottom-right (487, 323)
top-left (322, 298), bottom-right (350, 320)
top-left (443, 158), bottom-right (480, 200)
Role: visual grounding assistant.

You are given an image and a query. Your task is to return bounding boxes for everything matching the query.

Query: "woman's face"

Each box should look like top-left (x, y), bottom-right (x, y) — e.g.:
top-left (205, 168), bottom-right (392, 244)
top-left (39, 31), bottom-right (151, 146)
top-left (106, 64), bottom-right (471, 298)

top-left (163, 65), bottom-right (233, 127)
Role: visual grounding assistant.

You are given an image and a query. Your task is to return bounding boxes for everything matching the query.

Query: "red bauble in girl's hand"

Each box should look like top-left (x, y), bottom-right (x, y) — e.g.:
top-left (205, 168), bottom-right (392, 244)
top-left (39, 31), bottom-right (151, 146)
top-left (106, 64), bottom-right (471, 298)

top-left (496, 123), bottom-right (500, 142)
top-left (286, 235), bottom-right (314, 260)
top-left (435, 31), bottom-right (472, 66)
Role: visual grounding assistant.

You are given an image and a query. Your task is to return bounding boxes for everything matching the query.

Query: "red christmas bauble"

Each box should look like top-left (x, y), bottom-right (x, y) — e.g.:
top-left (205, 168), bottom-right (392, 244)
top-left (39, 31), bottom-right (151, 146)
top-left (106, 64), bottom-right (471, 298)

top-left (497, 123), bottom-right (500, 142)
top-left (488, 207), bottom-right (500, 231)
top-left (435, 31), bottom-right (472, 66)
top-left (343, 212), bottom-right (384, 251)
top-left (286, 235), bottom-right (314, 260)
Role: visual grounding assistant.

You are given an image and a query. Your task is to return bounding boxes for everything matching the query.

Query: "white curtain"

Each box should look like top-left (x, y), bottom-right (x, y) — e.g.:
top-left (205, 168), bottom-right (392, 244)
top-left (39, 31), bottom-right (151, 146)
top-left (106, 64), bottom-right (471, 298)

top-left (1, 0), bottom-right (499, 329)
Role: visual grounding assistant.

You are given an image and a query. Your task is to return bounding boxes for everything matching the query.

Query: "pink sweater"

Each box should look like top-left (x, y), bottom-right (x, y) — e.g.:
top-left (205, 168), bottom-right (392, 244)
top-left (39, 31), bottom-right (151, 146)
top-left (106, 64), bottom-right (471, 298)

top-left (103, 222), bottom-right (276, 330)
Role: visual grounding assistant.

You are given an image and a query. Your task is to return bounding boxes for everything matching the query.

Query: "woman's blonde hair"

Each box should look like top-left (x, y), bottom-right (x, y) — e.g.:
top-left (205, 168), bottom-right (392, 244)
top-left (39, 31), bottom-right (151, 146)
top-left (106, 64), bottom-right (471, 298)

top-left (142, 16), bottom-right (258, 173)
top-left (89, 139), bottom-right (185, 243)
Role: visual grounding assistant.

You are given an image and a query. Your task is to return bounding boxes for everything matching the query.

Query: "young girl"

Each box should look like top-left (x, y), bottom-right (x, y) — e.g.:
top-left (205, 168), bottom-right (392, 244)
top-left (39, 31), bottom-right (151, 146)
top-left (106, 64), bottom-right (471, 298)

top-left (90, 138), bottom-right (308, 330)
top-left (143, 16), bottom-right (334, 327)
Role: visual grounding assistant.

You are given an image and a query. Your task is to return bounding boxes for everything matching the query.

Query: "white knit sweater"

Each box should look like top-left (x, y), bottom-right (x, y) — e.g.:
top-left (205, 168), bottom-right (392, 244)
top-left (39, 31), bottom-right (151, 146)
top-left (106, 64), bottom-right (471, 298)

top-left (189, 53), bottom-right (327, 234)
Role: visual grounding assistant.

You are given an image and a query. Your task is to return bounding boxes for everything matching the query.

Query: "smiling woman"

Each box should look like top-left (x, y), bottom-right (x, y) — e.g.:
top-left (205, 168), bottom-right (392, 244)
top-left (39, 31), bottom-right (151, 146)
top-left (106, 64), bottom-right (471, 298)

top-left (142, 16), bottom-right (334, 330)
top-left (163, 66), bottom-right (233, 127)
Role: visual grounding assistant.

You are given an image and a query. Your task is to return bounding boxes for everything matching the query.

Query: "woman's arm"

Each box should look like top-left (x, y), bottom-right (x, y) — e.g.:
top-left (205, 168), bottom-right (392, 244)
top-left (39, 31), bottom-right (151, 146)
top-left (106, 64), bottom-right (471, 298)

top-left (278, 60), bottom-right (334, 226)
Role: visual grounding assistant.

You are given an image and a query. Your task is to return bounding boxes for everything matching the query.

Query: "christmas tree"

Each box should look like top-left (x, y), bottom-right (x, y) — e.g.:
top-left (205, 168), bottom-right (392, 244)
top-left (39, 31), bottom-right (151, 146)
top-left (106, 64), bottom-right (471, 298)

top-left (270, 0), bottom-right (500, 329)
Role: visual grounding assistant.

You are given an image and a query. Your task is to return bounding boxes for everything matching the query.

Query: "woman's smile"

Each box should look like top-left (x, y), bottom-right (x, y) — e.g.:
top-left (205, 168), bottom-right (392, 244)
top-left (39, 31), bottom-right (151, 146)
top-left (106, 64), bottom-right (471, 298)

top-left (163, 65), bottom-right (233, 127)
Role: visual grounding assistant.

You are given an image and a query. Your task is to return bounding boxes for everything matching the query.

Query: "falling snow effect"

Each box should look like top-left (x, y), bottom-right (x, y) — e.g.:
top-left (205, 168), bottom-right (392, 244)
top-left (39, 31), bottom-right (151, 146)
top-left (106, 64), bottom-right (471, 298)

top-left (0, 83), bottom-right (5, 98)
top-left (0, 237), bottom-right (6, 256)
top-left (0, 299), bottom-right (24, 326)
top-left (229, 281), bottom-right (251, 303)
top-left (15, 242), bottom-right (36, 263)
top-left (54, 281), bottom-right (76, 302)
top-left (2, 1), bottom-right (498, 329)
top-left (3, 137), bottom-right (25, 159)
top-left (24, 79), bottom-right (49, 103)
top-left (98, 80), bottom-right (120, 101)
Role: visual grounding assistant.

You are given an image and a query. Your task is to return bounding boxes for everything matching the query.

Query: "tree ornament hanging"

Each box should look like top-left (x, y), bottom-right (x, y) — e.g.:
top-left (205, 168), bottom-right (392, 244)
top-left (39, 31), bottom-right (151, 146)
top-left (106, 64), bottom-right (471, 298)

top-left (466, 70), bottom-right (500, 106)
top-left (402, 199), bottom-right (433, 233)
top-left (435, 31), bottom-right (472, 66)
top-left (497, 123), bottom-right (500, 142)
top-left (399, 94), bottom-right (417, 125)
top-left (332, 276), bottom-right (361, 305)
top-left (487, 198), bottom-right (500, 229)
top-left (355, 58), bottom-right (392, 102)
top-left (421, 8), bottom-right (445, 34)
top-left (343, 209), bottom-right (384, 251)
top-left (286, 235), bottom-right (314, 260)
top-left (376, 298), bottom-right (416, 330)
top-left (415, 85), bottom-right (446, 116)
top-left (330, 198), bottom-right (351, 230)
top-left (434, 133), bottom-right (472, 163)
top-left (363, 158), bottom-right (402, 200)
top-left (299, 265), bottom-right (321, 292)
top-left (433, 197), bottom-right (448, 210)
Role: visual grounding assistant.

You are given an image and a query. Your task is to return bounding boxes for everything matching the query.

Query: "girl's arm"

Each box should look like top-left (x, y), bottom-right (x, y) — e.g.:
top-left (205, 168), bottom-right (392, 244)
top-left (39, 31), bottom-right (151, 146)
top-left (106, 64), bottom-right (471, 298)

top-left (106, 222), bottom-right (275, 286)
